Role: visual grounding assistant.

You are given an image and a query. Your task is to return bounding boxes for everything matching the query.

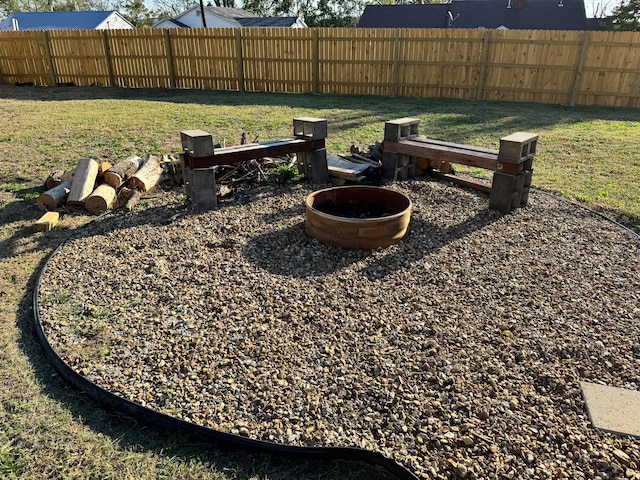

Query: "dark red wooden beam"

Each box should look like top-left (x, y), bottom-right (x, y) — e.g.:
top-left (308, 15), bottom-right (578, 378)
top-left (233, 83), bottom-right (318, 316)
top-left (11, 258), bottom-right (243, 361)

top-left (183, 138), bottom-right (326, 169)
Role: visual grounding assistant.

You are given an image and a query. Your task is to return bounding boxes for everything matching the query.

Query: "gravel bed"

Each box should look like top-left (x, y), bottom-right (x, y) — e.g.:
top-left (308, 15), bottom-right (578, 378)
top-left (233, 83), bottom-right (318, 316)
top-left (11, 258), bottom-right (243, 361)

top-left (38, 180), bottom-right (640, 479)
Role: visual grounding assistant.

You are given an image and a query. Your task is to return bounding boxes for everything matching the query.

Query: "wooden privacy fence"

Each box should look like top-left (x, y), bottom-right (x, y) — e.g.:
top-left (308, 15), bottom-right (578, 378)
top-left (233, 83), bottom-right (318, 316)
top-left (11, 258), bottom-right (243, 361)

top-left (0, 27), bottom-right (638, 108)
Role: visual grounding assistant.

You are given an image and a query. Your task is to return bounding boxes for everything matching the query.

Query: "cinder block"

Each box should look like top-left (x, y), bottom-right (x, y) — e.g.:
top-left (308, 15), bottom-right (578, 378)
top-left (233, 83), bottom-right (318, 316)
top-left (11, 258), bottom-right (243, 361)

top-left (293, 117), bottom-right (328, 140)
top-left (511, 172), bottom-right (526, 209)
top-left (296, 152), bottom-right (311, 177)
top-left (182, 166), bottom-right (194, 201)
top-left (180, 130), bottom-right (215, 158)
top-left (498, 132), bottom-right (539, 164)
top-left (384, 118), bottom-right (420, 142)
top-left (396, 166), bottom-right (408, 181)
top-left (191, 167), bottom-right (217, 210)
top-left (489, 172), bottom-right (517, 213)
top-left (310, 148), bottom-right (329, 183)
top-left (407, 161), bottom-right (416, 179)
top-left (381, 151), bottom-right (399, 179)
top-left (524, 157), bottom-right (534, 171)
top-left (520, 186), bottom-right (531, 207)
top-left (523, 169), bottom-right (534, 187)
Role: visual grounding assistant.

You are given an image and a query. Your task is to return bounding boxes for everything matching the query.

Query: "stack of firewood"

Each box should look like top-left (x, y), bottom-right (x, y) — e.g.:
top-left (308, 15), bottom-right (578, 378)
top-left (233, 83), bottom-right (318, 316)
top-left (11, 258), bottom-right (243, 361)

top-left (37, 154), bottom-right (179, 217)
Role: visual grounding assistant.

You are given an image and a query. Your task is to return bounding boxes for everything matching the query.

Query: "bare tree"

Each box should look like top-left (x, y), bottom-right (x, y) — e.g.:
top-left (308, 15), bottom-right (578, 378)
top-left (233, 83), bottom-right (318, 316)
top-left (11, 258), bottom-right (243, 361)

top-left (151, 0), bottom-right (193, 17)
top-left (585, 0), bottom-right (616, 17)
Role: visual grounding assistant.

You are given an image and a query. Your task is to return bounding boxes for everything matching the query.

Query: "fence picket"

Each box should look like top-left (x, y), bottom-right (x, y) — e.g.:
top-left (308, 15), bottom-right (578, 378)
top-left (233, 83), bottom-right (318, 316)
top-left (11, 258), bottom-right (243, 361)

top-left (0, 28), bottom-right (638, 107)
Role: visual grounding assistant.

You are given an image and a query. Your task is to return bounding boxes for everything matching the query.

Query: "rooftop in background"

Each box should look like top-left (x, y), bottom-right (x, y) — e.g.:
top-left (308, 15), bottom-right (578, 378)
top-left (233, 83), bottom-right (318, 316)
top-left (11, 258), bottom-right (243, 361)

top-left (358, 0), bottom-right (593, 30)
top-left (0, 11), bottom-right (134, 31)
top-left (152, 6), bottom-right (307, 29)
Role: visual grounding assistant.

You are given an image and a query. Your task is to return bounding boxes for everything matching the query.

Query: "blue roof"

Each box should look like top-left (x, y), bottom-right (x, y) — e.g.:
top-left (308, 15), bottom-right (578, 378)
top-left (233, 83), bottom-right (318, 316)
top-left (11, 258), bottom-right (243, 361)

top-left (2, 11), bottom-right (122, 30)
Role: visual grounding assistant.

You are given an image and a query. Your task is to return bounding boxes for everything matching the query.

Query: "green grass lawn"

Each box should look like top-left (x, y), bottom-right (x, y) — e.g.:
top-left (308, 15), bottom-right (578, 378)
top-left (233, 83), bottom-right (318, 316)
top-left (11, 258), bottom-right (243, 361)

top-left (0, 84), bottom-right (638, 480)
top-left (1, 85), bottom-right (637, 229)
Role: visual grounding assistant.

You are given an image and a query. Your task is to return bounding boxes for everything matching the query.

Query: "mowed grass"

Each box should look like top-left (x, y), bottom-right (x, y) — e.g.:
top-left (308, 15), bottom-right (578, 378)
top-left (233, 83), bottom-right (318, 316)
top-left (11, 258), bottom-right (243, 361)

top-left (0, 84), bottom-right (638, 480)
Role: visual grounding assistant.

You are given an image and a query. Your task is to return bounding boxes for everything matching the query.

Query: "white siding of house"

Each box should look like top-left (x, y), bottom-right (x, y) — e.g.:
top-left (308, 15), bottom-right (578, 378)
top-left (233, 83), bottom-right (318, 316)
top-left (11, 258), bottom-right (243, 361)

top-left (178, 9), bottom-right (238, 28)
top-left (95, 12), bottom-right (134, 29)
top-left (152, 19), bottom-right (179, 28)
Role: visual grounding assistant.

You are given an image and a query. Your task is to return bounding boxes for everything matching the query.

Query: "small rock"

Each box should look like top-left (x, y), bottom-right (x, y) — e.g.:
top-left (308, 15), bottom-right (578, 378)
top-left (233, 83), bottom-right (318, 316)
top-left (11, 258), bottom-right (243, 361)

top-left (460, 435), bottom-right (474, 447)
top-left (613, 449), bottom-right (631, 465)
top-left (455, 464), bottom-right (468, 477)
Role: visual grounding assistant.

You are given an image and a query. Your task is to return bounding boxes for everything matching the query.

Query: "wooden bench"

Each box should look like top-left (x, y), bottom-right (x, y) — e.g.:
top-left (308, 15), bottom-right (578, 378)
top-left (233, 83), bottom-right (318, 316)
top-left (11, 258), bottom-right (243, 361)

top-left (180, 118), bottom-right (328, 210)
top-left (381, 118), bottom-right (538, 213)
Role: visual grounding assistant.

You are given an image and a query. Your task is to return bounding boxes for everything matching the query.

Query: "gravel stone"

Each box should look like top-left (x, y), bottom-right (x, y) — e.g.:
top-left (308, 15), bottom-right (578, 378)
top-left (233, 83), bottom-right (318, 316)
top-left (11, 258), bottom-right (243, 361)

top-left (37, 180), bottom-right (640, 479)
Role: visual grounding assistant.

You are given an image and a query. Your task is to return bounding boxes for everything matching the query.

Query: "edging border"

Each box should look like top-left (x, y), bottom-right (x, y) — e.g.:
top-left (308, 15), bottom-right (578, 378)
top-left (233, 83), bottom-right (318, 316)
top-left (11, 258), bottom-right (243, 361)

top-left (32, 235), bottom-right (420, 480)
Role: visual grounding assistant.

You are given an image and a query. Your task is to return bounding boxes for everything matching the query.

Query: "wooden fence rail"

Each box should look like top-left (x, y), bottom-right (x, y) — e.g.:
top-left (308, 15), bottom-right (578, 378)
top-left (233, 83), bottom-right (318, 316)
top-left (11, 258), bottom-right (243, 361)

top-left (0, 27), bottom-right (638, 108)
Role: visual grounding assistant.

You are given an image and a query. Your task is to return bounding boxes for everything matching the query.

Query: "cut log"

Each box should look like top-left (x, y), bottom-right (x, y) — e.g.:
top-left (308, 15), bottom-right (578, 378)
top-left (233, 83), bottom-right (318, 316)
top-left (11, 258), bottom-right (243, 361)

top-left (104, 156), bottom-right (143, 189)
top-left (44, 170), bottom-right (64, 190)
top-left (67, 158), bottom-right (99, 206)
top-left (97, 161), bottom-right (113, 180)
top-left (37, 181), bottom-right (71, 211)
top-left (85, 183), bottom-right (117, 214)
top-left (124, 189), bottom-right (142, 212)
top-left (60, 169), bottom-right (76, 183)
top-left (33, 211), bottom-right (60, 232)
top-left (116, 186), bottom-right (134, 209)
top-left (128, 154), bottom-right (163, 193)
top-left (163, 153), bottom-right (183, 186)
top-left (44, 169), bottom-right (75, 189)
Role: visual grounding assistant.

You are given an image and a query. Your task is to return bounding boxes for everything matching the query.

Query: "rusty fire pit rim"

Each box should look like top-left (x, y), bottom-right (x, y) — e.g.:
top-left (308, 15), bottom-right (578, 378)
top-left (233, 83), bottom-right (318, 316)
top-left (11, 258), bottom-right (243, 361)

top-left (305, 185), bottom-right (412, 223)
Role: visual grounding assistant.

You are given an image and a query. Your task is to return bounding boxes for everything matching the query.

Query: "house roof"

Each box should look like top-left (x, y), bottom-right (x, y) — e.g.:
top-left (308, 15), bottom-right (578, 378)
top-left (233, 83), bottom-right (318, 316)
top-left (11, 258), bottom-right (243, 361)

top-left (154, 18), bottom-right (190, 28)
top-left (152, 6), bottom-right (305, 28)
top-left (358, 0), bottom-right (591, 30)
top-left (236, 16), bottom-right (301, 27)
top-left (203, 6), bottom-right (258, 20)
top-left (0, 11), bottom-right (131, 30)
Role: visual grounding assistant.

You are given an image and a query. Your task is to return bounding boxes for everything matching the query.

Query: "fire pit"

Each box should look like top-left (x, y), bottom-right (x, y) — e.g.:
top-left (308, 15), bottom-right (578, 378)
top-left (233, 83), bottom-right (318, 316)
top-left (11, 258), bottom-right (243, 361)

top-left (305, 186), bottom-right (412, 249)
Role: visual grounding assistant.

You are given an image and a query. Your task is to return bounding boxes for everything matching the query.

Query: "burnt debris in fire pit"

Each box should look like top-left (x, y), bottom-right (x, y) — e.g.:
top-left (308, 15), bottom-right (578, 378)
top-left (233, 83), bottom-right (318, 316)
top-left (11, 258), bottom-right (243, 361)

top-left (314, 200), bottom-right (394, 218)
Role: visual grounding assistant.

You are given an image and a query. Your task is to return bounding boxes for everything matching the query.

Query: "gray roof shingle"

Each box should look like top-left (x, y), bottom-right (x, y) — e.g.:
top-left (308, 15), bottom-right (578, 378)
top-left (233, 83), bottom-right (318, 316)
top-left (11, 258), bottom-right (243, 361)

top-left (358, 0), bottom-right (591, 30)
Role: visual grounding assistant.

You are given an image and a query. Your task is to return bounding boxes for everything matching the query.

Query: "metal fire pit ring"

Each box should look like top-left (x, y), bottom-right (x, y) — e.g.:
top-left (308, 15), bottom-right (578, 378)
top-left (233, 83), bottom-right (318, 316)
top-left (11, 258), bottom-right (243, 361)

top-left (305, 186), bottom-right (412, 249)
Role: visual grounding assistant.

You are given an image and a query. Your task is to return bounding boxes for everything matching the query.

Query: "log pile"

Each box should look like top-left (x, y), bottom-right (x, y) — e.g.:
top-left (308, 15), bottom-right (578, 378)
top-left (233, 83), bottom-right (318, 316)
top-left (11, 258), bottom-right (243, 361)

top-left (37, 153), bottom-right (176, 219)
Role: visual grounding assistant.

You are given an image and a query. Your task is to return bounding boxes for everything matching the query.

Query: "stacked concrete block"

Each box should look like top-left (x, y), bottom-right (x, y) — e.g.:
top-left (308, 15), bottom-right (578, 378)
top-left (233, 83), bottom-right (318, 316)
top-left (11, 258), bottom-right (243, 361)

top-left (384, 117), bottom-right (420, 142)
top-left (489, 132), bottom-right (538, 213)
top-left (293, 117), bottom-right (328, 140)
top-left (180, 129), bottom-right (217, 210)
top-left (383, 118), bottom-right (420, 180)
top-left (294, 117), bottom-right (329, 183)
top-left (180, 129), bottom-right (215, 157)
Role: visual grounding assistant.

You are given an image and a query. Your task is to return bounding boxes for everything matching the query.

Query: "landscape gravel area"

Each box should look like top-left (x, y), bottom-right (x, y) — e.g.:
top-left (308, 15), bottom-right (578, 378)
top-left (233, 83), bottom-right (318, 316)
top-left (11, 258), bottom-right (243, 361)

top-left (37, 180), bottom-right (640, 479)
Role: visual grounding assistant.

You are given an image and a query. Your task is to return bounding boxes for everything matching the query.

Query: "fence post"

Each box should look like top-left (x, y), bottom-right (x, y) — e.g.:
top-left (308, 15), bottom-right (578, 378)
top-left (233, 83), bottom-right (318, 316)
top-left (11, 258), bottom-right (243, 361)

top-left (392, 29), bottom-right (401, 97)
top-left (102, 30), bottom-right (116, 87)
top-left (235, 29), bottom-right (245, 93)
top-left (43, 31), bottom-right (57, 86)
top-left (476, 30), bottom-right (491, 101)
top-left (164, 29), bottom-right (176, 88)
top-left (0, 35), bottom-right (4, 83)
top-left (570, 31), bottom-right (590, 107)
top-left (312, 28), bottom-right (320, 94)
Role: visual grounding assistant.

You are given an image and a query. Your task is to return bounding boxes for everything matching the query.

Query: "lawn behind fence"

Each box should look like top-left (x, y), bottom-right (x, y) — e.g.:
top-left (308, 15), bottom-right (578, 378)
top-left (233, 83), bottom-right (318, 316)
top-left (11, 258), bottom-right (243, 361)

top-left (0, 85), bottom-right (638, 479)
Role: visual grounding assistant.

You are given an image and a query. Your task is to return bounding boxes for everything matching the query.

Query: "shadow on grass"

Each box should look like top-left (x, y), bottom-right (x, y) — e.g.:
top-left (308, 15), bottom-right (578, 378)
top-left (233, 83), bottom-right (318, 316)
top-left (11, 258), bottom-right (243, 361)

top-left (0, 85), bottom-right (638, 147)
top-left (0, 196), bottom-right (66, 261)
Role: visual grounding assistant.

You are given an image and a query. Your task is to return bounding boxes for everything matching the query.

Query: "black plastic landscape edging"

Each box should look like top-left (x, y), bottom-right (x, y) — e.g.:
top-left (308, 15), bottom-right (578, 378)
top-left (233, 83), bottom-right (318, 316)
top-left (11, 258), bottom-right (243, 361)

top-left (33, 239), bottom-right (420, 480)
